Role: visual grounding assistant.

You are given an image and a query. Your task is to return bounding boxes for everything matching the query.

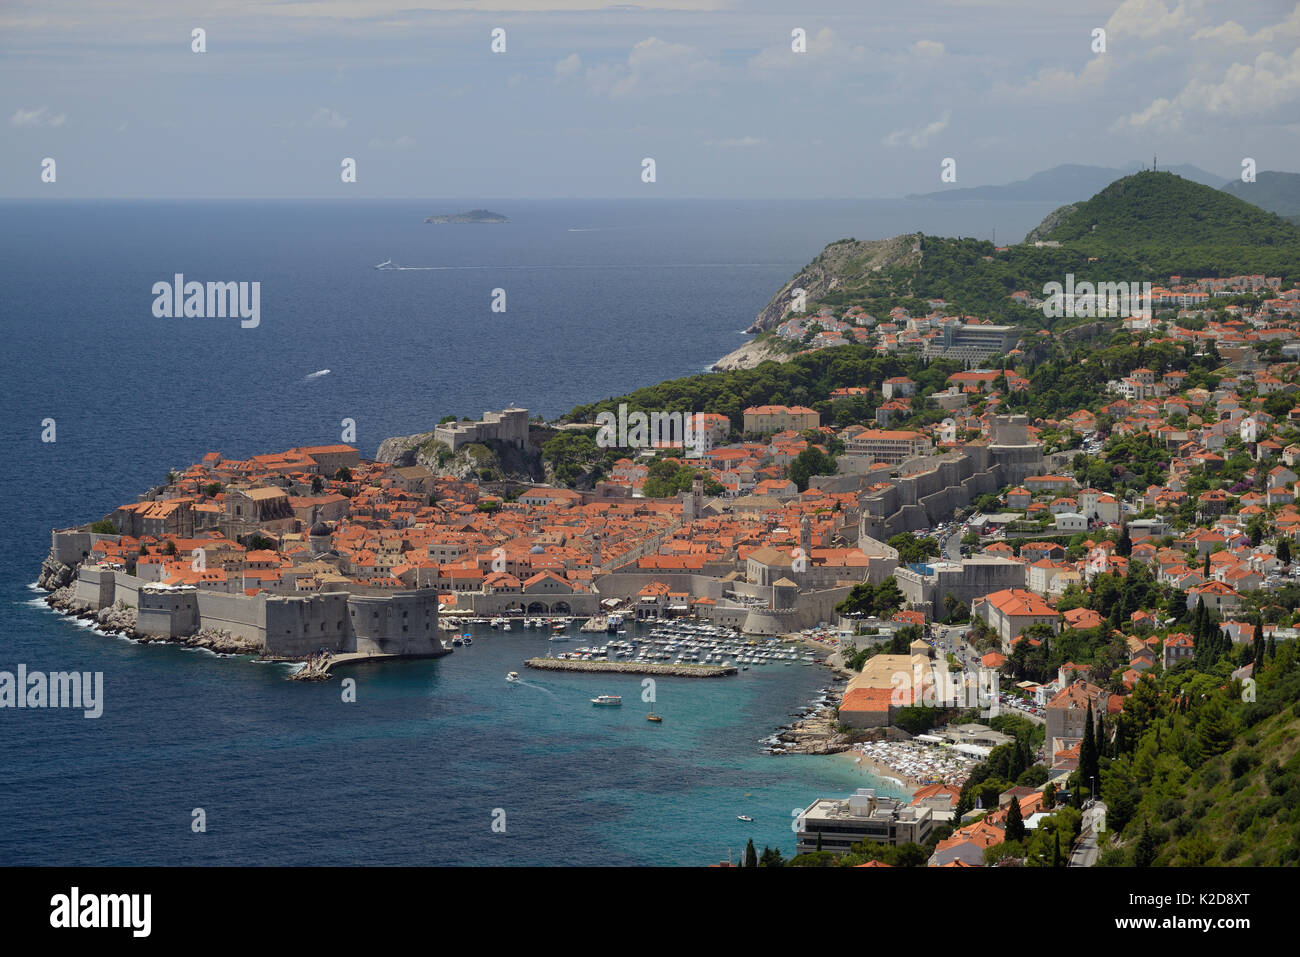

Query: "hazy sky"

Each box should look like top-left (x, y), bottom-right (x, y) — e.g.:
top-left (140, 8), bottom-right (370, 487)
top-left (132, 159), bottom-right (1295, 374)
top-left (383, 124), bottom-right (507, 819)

top-left (3, 0), bottom-right (1298, 198)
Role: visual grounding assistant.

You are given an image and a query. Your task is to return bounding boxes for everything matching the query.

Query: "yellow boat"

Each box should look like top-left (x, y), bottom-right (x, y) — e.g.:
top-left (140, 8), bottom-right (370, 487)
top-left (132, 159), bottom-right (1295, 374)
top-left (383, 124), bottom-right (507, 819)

top-left (646, 713), bottom-right (663, 723)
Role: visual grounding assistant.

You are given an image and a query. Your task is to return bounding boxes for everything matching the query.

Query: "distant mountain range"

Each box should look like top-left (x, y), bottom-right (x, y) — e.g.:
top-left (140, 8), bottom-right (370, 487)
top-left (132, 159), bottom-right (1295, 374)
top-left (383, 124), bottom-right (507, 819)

top-left (1222, 171), bottom-right (1300, 223)
top-left (907, 162), bottom-right (1230, 202)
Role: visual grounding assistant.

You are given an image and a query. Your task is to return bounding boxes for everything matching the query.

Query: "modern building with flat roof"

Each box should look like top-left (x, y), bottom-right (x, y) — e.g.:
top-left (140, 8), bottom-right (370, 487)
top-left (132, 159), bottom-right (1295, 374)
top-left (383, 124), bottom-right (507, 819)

top-left (796, 788), bottom-right (933, 855)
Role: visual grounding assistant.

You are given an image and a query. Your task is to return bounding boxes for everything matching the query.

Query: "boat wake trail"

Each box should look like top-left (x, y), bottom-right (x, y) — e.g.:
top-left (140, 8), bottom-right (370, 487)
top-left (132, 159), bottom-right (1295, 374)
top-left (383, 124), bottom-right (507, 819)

top-left (514, 680), bottom-right (556, 696)
top-left (303, 369), bottom-right (331, 380)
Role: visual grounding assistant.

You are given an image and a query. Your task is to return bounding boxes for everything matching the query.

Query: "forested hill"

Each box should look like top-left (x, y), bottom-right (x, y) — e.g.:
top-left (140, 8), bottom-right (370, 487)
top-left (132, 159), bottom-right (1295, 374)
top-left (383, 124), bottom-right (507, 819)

top-left (1024, 171), bottom-right (1300, 260)
top-left (745, 172), bottom-right (1300, 337)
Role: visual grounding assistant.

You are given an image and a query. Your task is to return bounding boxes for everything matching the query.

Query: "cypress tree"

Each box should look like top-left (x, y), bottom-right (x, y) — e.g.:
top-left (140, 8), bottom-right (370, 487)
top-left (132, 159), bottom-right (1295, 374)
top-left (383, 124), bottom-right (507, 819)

top-left (744, 838), bottom-right (757, 868)
top-left (1079, 700), bottom-right (1099, 793)
top-left (1052, 828), bottom-right (1062, 867)
top-left (1203, 551), bottom-right (1211, 576)
top-left (815, 830), bottom-right (822, 852)
top-left (1006, 796), bottom-right (1026, 842)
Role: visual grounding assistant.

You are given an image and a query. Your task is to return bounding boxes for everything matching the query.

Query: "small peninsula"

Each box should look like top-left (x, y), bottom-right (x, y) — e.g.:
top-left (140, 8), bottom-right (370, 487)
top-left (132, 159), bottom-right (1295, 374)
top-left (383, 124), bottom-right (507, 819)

top-left (425, 209), bottom-right (509, 224)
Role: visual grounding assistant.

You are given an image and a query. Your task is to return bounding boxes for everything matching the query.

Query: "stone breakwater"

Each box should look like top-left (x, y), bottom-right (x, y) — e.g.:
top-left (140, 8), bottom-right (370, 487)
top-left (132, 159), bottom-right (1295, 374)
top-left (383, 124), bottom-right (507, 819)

top-left (525, 658), bottom-right (736, 678)
top-left (42, 581), bottom-right (263, 657)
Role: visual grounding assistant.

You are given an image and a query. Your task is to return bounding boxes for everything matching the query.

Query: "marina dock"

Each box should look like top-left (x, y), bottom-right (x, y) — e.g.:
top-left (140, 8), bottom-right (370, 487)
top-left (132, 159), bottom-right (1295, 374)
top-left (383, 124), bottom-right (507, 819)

top-left (525, 658), bottom-right (736, 678)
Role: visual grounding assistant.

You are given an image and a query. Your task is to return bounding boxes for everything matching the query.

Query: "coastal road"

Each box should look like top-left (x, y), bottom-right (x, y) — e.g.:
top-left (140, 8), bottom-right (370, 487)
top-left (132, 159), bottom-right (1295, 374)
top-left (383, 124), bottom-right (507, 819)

top-left (1069, 801), bottom-right (1108, 867)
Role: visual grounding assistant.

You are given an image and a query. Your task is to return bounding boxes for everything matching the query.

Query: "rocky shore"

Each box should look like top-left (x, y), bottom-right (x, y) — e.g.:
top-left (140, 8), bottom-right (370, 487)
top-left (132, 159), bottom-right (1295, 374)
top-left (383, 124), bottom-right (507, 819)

top-left (764, 635), bottom-right (856, 755)
top-left (525, 658), bottom-right (736, 678)
top-left (40, 562), bottom-right (263, 658)
top-left (768, 700), bottom-right (853, 755)
top-left (711, 337), bottom-right (792, 371)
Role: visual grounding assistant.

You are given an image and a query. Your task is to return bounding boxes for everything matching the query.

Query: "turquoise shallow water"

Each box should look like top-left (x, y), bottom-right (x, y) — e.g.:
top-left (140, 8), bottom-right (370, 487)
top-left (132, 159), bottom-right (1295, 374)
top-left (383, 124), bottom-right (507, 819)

top-left (1, 610), bottom-right (903, 865)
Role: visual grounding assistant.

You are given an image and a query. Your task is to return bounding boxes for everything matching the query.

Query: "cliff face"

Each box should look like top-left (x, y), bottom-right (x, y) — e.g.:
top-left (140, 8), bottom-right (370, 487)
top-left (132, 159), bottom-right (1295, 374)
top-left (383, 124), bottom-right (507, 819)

top-left (747, 233), bottom-right (922, 333)
top-left (710, 337), bottom-right (790, 371)
top-left (375, 429), bottom-right (544, 483)
top-left (1022, 203), bottom-right (1078, 244)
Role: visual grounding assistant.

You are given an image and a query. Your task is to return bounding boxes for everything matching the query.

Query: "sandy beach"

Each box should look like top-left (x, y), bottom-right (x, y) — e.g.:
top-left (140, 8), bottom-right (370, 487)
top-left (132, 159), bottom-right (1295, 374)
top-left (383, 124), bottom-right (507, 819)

top-left (838, 748), bottom-right (921, 791)
top-left (839, 739), bottom-right (980, 789)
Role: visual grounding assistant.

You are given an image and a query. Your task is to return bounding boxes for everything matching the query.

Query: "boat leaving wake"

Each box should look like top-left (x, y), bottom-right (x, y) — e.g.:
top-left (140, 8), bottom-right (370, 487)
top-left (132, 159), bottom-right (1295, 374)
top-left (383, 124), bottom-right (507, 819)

top-left (510, 678), bottom-right (556, 696)
top-left (303, 369), bottom-right (331, 380)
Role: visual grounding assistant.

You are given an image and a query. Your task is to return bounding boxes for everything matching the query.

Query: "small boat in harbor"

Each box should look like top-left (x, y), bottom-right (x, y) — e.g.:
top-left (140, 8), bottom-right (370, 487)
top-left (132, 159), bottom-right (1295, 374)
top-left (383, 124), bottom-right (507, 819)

top-left (506, 672), bottom-right (520, 683)
top-left (452, 637), bottom-right (464, 646)
top-left (736, 815), bottom-right (753, 823)
top-left (461, 635), bottom-right (472, 645)
top-left (591, 694), bottom-right (622, 707)
top-left (646, 713), bottom-right (663, 723)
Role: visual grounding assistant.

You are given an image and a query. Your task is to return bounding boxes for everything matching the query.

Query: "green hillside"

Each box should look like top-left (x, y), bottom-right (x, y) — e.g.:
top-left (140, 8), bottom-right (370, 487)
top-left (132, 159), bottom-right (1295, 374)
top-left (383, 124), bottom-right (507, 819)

top-left (770, 171), bottom-right (1300, 333)
top-left (1222, 171), bottom-right (1300, 218)
top-left (1022, 171), bottom-right (1300, 277)
top-left (1098, 639), bottom-right (1300, 866)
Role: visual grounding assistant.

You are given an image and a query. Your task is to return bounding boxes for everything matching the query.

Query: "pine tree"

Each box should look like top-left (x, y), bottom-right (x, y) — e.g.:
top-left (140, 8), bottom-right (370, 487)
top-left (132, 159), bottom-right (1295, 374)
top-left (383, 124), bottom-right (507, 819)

top-left (1116, 525), bottom-right (1132, 558)
top-left (1006, 796), bottom-right (1026, 842)
top-left (1043, 781), bottom-right (1056, 809)
top-left (1133, 819), bottom-right (1157, 867)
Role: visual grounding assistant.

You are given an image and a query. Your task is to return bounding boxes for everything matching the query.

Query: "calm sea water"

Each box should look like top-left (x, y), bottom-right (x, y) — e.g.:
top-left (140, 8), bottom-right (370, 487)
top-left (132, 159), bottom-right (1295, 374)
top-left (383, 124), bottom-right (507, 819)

top-left (0, 199), bottom-right (1053, 865)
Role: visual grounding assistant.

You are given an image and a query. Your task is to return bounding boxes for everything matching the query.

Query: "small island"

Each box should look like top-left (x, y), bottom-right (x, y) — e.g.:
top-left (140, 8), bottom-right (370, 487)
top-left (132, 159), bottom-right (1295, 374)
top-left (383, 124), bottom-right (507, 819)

top-left (425, 209), bottom-right (509, 224)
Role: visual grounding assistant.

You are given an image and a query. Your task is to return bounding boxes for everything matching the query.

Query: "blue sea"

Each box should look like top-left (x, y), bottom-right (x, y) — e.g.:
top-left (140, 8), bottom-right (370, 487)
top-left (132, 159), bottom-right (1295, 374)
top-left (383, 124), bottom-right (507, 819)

top-left (0, 198), bottom-right (1055, 865)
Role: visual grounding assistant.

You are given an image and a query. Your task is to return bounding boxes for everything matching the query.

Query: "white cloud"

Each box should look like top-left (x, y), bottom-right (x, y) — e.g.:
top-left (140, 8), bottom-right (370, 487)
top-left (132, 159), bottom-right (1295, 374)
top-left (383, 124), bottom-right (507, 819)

top-left (368, 135), bottom-right (416, 150)
top-left (705, 136), bottom-right (766, 148)
top-left (10, 106), bottom-right (66, 127)
top-left (555, 53), bottom-right (582, 78)
top-left (882, 110), bottom-right (950, 149)
top-left (1105, 0), bottom-right (1191, 40)
top-left (994, 54), bottom-right (1110, 102)
top-left (308, 107), bottom-right (348, 129)
top-left (1114, 46), bottom-right (1300, 132)
top-left (584, 36), bottom-right (721, 99)
top-left (1192, 6), bottom-right (1300, 45)
top-left (748, 27), bottom-right (867, 71)
top-left (911, 40), bottom-right (945, 58)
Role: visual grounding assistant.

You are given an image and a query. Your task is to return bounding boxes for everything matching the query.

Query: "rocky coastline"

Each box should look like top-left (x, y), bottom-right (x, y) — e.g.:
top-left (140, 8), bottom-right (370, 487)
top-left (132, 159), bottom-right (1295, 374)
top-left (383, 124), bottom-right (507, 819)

top-left (38, 556), bottom-right (264, 658)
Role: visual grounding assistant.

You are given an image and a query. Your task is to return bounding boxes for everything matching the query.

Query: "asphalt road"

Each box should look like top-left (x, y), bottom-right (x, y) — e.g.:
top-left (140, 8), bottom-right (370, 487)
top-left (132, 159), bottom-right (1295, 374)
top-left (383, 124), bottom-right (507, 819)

top-left (1070, 801), bottom-right (1108, 867)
